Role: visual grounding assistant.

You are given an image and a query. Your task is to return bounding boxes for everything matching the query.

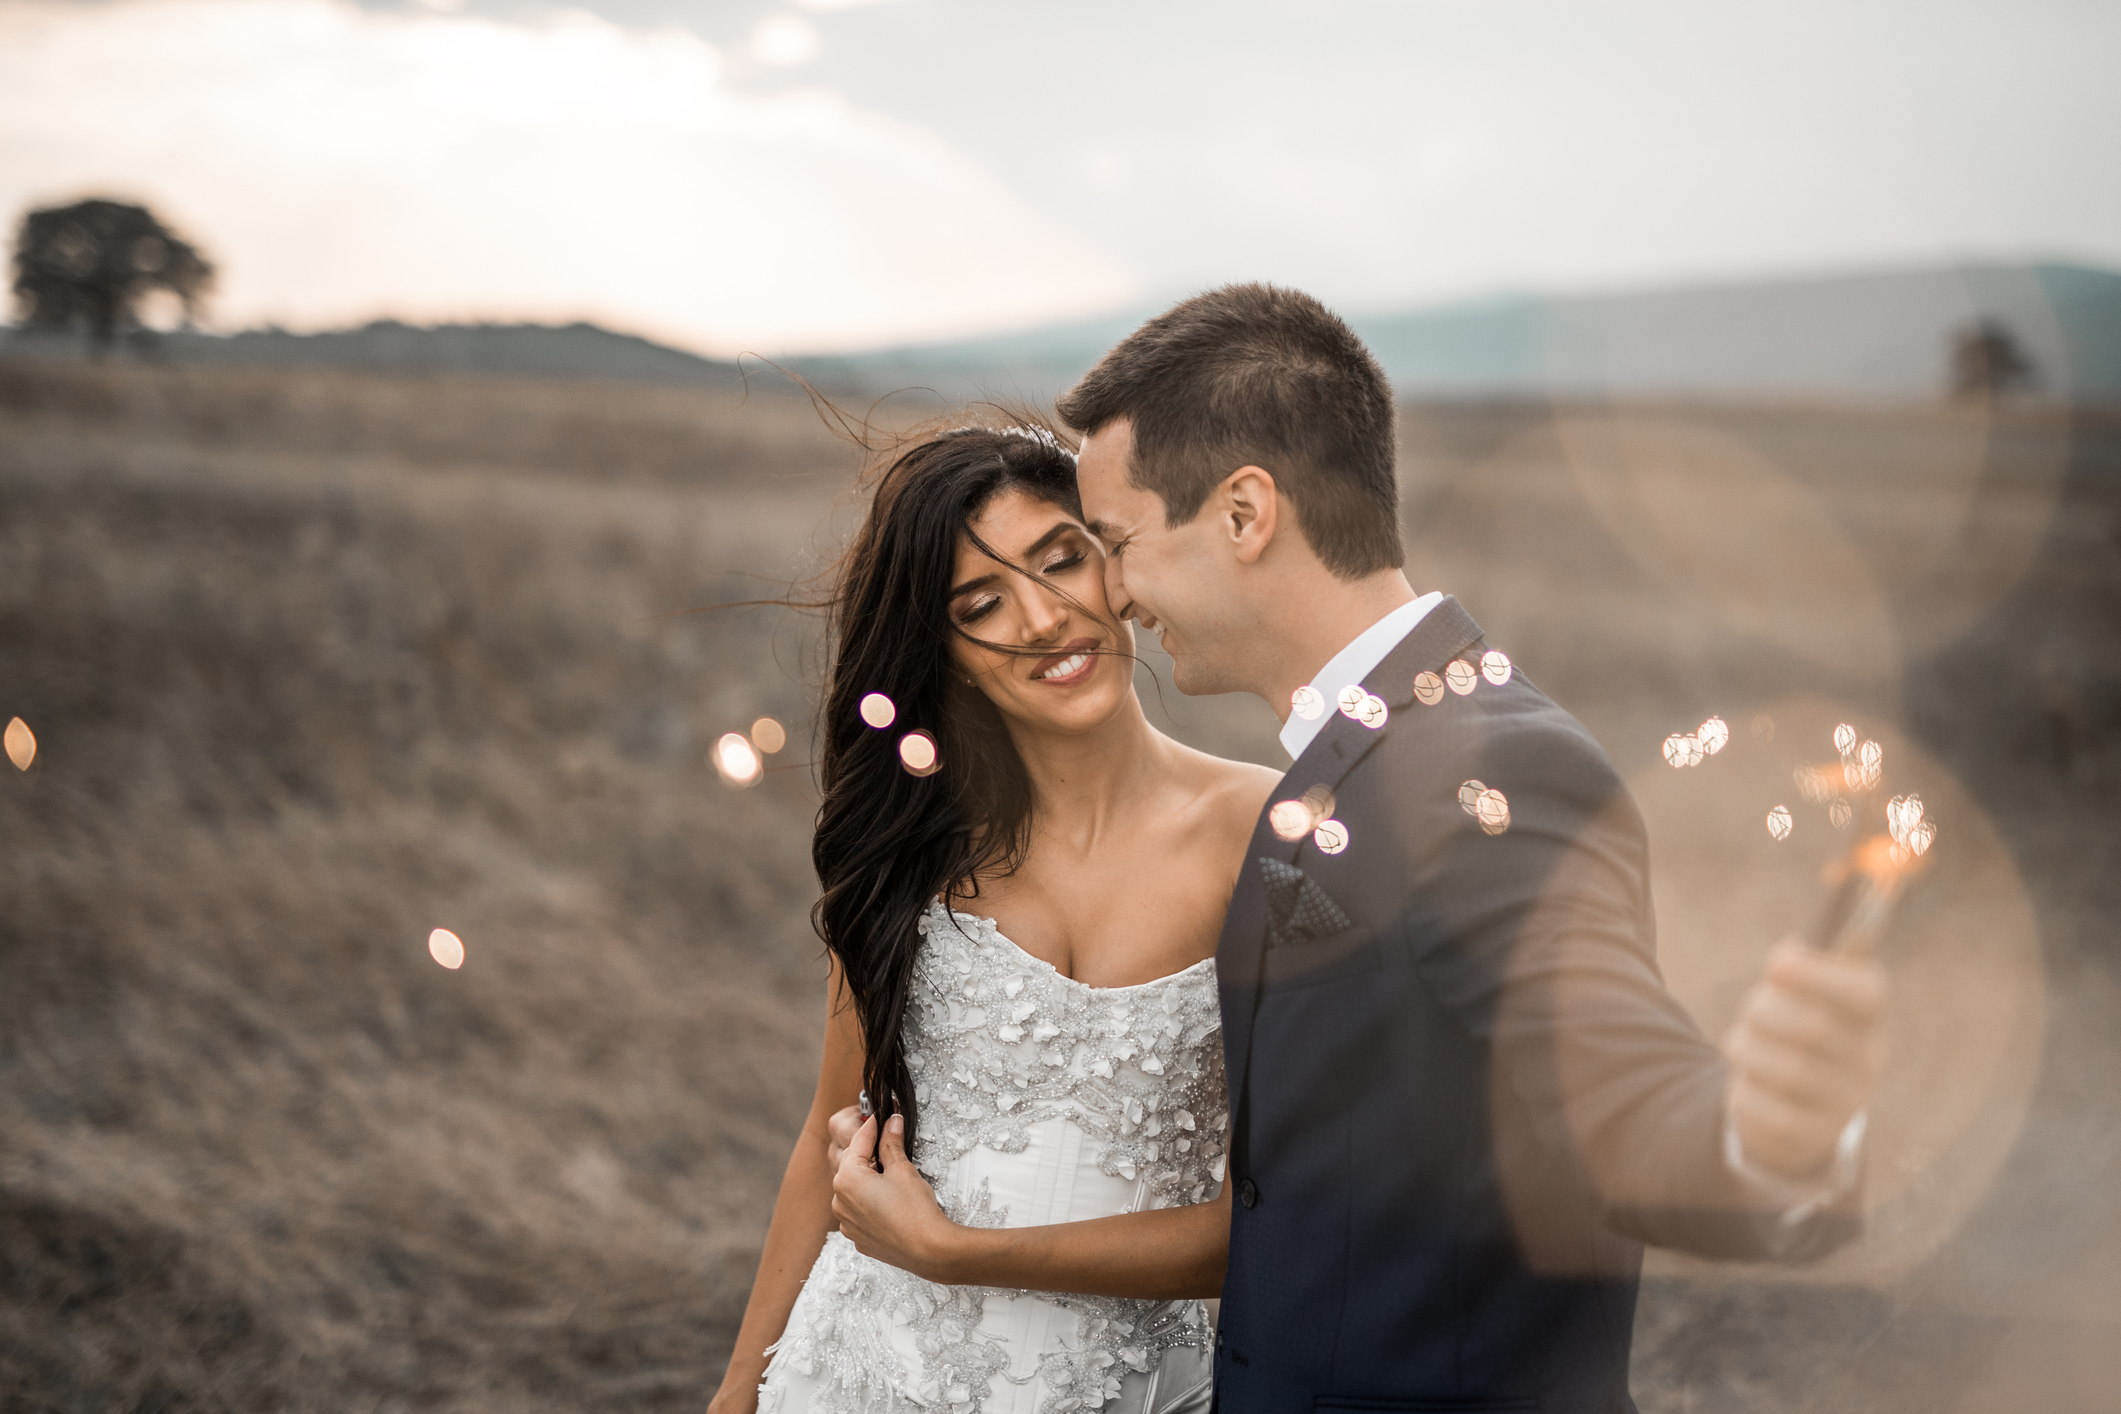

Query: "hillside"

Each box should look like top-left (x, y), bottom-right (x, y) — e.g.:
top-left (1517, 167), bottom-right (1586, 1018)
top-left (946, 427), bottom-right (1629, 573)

top-left (794, 261), bottom-right (2121, 404)
top-left (2, 358), bottom-right (2118, 1410)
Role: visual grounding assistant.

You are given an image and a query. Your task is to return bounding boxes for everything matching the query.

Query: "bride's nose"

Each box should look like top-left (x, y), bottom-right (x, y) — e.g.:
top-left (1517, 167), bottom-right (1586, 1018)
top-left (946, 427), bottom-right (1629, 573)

top-left (1020, 582), bottom-right (1069, 643)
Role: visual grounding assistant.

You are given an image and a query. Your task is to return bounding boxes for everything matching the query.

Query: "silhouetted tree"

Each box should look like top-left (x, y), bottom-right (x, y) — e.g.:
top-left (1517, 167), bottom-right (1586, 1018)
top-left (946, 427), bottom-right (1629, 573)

top-left (10, 199), bottom-right (214, 350)
top-left (1948, 318), bottom-right (2035, 400)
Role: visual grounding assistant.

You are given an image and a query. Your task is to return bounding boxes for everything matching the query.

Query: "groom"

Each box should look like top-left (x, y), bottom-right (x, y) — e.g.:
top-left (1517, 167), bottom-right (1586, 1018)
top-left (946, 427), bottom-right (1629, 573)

top-left (1059, 285), bottom-right (1886, 1412)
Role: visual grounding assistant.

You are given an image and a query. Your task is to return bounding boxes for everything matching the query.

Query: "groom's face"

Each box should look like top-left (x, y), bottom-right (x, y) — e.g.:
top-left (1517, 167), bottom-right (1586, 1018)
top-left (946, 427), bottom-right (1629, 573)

top-left (1078, 418), bottom-right (1251, 697)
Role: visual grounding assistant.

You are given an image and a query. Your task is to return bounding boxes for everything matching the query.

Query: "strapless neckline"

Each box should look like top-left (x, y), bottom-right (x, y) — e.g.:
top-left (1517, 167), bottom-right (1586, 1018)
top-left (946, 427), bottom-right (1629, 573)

top-left (936, 905), bottom-right (1218, 994)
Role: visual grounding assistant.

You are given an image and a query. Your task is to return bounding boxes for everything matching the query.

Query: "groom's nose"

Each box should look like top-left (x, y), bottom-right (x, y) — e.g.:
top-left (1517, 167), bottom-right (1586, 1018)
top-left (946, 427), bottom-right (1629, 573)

top-left (1101, 552), bottom-right (1135, 623)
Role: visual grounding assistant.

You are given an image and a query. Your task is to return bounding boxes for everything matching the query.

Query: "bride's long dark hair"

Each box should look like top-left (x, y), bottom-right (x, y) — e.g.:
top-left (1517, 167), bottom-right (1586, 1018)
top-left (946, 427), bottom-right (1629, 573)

top-left (814, 422), bottom-right (1105, 1156)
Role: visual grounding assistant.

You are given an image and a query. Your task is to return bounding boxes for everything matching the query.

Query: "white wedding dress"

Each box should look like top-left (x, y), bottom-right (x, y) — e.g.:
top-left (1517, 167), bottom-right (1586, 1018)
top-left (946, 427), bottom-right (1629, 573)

top-left (758, 901), bottom-right (1228, 1414)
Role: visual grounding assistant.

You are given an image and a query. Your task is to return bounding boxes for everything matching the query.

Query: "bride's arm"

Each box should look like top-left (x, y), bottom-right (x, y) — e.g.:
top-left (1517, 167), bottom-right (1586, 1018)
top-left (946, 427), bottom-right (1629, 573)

top-left (832, 1113), bottom-right (1231, 1301)
top-left (706, 966), bottom-right (865, 1414)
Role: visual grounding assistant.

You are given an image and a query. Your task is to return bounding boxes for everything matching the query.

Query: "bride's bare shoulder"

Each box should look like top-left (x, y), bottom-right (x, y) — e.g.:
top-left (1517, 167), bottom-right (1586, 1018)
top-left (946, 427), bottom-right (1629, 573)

top-left (1171, 743), bottom-right (1283, 819)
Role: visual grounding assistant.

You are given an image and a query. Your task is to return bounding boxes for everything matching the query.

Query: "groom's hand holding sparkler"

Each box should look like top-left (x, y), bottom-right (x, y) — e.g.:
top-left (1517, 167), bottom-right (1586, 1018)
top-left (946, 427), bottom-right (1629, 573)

top-left (1721, 937), bottom-right (1890, 1185)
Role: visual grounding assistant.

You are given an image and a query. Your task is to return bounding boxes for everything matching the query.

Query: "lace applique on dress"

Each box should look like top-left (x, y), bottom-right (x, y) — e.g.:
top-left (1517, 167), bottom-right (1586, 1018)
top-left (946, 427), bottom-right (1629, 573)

top-left (760, 903), bottom-right (1226, 1414)
top-left (906, 905), bottom-right (1230, 1211)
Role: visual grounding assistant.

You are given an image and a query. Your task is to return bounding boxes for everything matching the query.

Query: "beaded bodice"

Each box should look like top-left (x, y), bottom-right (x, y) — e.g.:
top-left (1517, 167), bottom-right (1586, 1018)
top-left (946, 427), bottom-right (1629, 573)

top-left (905, 902), bottom-right (1229, 1213)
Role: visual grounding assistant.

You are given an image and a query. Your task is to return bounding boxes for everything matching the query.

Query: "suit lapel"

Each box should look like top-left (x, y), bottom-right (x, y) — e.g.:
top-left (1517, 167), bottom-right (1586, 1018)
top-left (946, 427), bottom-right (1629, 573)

top-left (1218, 596), bottom-right (1488, 1127)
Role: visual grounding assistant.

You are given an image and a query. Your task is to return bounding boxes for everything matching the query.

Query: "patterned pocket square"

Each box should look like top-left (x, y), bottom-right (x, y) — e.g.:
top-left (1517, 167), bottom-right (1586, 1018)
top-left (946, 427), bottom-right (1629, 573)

top-left (1258, 857), bottom-right (1353, 950)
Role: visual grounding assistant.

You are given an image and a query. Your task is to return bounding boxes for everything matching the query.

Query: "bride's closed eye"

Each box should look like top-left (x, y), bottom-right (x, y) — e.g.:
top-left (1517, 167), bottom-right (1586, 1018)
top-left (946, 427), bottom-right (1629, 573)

top-left (954, 593), bottom-right (1001, 626)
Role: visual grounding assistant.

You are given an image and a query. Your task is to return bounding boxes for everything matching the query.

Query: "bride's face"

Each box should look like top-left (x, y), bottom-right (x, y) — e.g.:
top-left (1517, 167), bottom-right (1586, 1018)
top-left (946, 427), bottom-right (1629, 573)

top-left (948, 488), bottom-right (1135, 735)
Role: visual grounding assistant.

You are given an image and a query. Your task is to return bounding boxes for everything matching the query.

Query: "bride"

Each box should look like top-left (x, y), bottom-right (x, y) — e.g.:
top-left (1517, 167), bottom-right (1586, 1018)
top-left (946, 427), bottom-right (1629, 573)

top-left (706, 423), bottom-right (1278, 1414)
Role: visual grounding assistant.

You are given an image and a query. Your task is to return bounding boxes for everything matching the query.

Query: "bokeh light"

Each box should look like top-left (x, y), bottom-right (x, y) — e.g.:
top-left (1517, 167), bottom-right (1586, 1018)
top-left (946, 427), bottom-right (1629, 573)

top-left (1697, 715), bottom-right (1730, 755)
top-left (898, 730), bottom-right (940, 777)
top-left (1750, 713), bottom-right (1776, 743)
top-left (1829, 798), bottom-right (1853, 829)
top-left (1268, 799), bottom-right (1313, 841)
top-left (1336, 685), bottom-right (1369, 717)
top-left (1355, 694), bottom-right (1389, 729)
top-left (4, 717), bottom-right (33, 771)
top-left (1459, 779), bottom-right (1486, 816)
top-left (712, 732), bottom-right (763, 787)
top-left (1413, 670), bottom-right (1445, 706)
top-left (1474, 787), bottom-right (1511, 836)
top-left (428, 928), bottom-right (465, 969)
top-left (1834, 722), bottom-right (1859, 756)
top-left (1663, 733), bottom-right (1704, 768)
top-left (1445, 659), bottom-right (1479, 695)
top-left (750, 716), bottom-right (787, 754)
top-left (1766, 804), bottom-right (1794, 841)
top-left (859, 692), bottom-right (896, 729)
top-left (1290, 685), bottom-right (1325, 721)
top-left (1312, 819), bottom-right (1349, 855)
top-left (1480, 649), bottom-right (1513, 686)
top-left (1908, 820), bottom-right (1937, 856)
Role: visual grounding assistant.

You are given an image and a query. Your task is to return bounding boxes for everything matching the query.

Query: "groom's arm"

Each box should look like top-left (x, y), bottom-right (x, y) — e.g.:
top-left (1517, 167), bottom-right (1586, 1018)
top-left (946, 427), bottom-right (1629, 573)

top-left (1403, 719), bottom-right (1884, 1261)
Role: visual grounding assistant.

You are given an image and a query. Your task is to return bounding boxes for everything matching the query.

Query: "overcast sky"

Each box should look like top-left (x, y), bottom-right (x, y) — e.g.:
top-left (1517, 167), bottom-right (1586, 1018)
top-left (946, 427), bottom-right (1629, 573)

top-left (3, 0), bottom-right (2115, 354)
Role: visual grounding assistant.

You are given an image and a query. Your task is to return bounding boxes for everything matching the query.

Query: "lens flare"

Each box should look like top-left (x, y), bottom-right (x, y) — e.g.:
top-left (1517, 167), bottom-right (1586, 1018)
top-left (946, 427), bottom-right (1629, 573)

top-left (1698, 716), bottom-right (1730, 755)
top-left (1474, 788), bottom-right (1510, 836)
top-left (1336, 685), bottom-right (1369, 718)
top-left (1834, 723), bottom-right (1858, 756)
top-left (898, 730), bottom-right (941, 777)
top-left (1269, 800), bottom-right (1313, 841)
top-left (1413, 671), bottom-right (1445, 706)
top-left (1459, 779), bottom-right (1486, 815)
top-left (1767, 804), bottom-right (1794, 841)
top-left (4, 717), bottom-right (33, 771)
top-left (1355, 694), bottom-right (1389, 729)
top-left (1750, 714), bottom-right (1776, 744)
top-left (1480, 650), bottom-right (1513, 686)
top-left (1445, 660), bottom-right (1479, 696)
top-left (750, 717), bottom-right (787, 754)
top-left (428, 928), bottom-right (465, 969)
top-left (1312, 819), bottom-right (1349, 855)
top-left (713, 732), bottom-right (763, 787)
top-left (859, 693), bottom-right (896, 729)
top-left (1796, 765), bottom-right (1837, 805)
top-left (1290, 685), bottom-right (1326, 721)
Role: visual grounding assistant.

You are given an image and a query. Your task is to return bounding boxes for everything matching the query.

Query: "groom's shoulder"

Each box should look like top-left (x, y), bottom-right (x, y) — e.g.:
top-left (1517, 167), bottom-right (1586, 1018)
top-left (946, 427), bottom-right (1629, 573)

top-left (1371, 674), bottom-right (1630, 815)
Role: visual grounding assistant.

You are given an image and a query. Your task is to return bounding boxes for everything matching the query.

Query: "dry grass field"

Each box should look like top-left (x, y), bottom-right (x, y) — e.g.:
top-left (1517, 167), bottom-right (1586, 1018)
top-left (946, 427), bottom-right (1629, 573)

top-left (1, 357), bottom-right (2116, 1413)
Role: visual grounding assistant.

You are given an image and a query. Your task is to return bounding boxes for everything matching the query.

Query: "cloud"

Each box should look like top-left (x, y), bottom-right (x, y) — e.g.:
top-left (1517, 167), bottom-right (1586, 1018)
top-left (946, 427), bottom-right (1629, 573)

top-left (0, 0), bottom-right (1135, 353)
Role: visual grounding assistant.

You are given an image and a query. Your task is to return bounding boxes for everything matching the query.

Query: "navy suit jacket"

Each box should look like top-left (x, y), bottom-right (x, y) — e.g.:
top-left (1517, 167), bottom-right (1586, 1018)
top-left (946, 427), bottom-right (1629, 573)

top-left (1211, 599), bottom-right (1855, 1414)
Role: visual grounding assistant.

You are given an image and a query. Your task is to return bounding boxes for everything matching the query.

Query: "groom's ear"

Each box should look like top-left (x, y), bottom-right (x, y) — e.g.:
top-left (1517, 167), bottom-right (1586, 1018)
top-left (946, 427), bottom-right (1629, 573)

top-left (1222, 466), bottom-right (1280, 566)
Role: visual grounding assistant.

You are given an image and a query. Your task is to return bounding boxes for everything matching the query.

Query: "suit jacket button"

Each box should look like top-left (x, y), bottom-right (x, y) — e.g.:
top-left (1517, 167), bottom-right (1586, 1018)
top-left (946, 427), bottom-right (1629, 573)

top-left (1238, 1178), bottom-right (1258, 1208)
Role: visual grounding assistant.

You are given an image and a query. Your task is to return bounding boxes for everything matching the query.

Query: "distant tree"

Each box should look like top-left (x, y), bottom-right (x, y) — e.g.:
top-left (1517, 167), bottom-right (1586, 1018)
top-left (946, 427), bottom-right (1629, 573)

top-left (1948, 318), bottom-right (2035, 400)
top-left (10, 199), bottom-right (215, 350)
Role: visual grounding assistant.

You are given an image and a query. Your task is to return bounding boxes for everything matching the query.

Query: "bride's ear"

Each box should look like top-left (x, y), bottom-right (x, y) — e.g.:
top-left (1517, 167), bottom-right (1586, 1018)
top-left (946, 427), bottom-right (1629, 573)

top-left (1222, 466), bottom-right (1279, 566)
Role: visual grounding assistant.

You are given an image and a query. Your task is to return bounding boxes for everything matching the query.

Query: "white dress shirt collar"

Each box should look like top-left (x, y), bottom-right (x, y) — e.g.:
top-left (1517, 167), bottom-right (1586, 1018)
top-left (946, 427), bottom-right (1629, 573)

top-left (1278, 591), bottom-right (1445, 761)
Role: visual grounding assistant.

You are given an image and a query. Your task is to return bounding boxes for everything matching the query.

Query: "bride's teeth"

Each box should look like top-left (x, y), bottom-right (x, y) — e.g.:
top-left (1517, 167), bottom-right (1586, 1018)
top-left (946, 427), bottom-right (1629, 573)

top-left (1040, 652), bottom-right (1089, 681)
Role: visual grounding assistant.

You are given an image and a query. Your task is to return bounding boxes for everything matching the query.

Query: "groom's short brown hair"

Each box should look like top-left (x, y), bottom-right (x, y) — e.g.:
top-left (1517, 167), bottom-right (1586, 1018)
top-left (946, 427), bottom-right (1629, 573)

top-left (1056, 283), bottom-right (1402, 578)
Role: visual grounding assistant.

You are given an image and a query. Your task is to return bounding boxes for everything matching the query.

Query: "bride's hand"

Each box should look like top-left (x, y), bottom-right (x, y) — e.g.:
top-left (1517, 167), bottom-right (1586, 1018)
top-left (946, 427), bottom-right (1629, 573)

top-left (831, 1114), bottom-right (963, 1282)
